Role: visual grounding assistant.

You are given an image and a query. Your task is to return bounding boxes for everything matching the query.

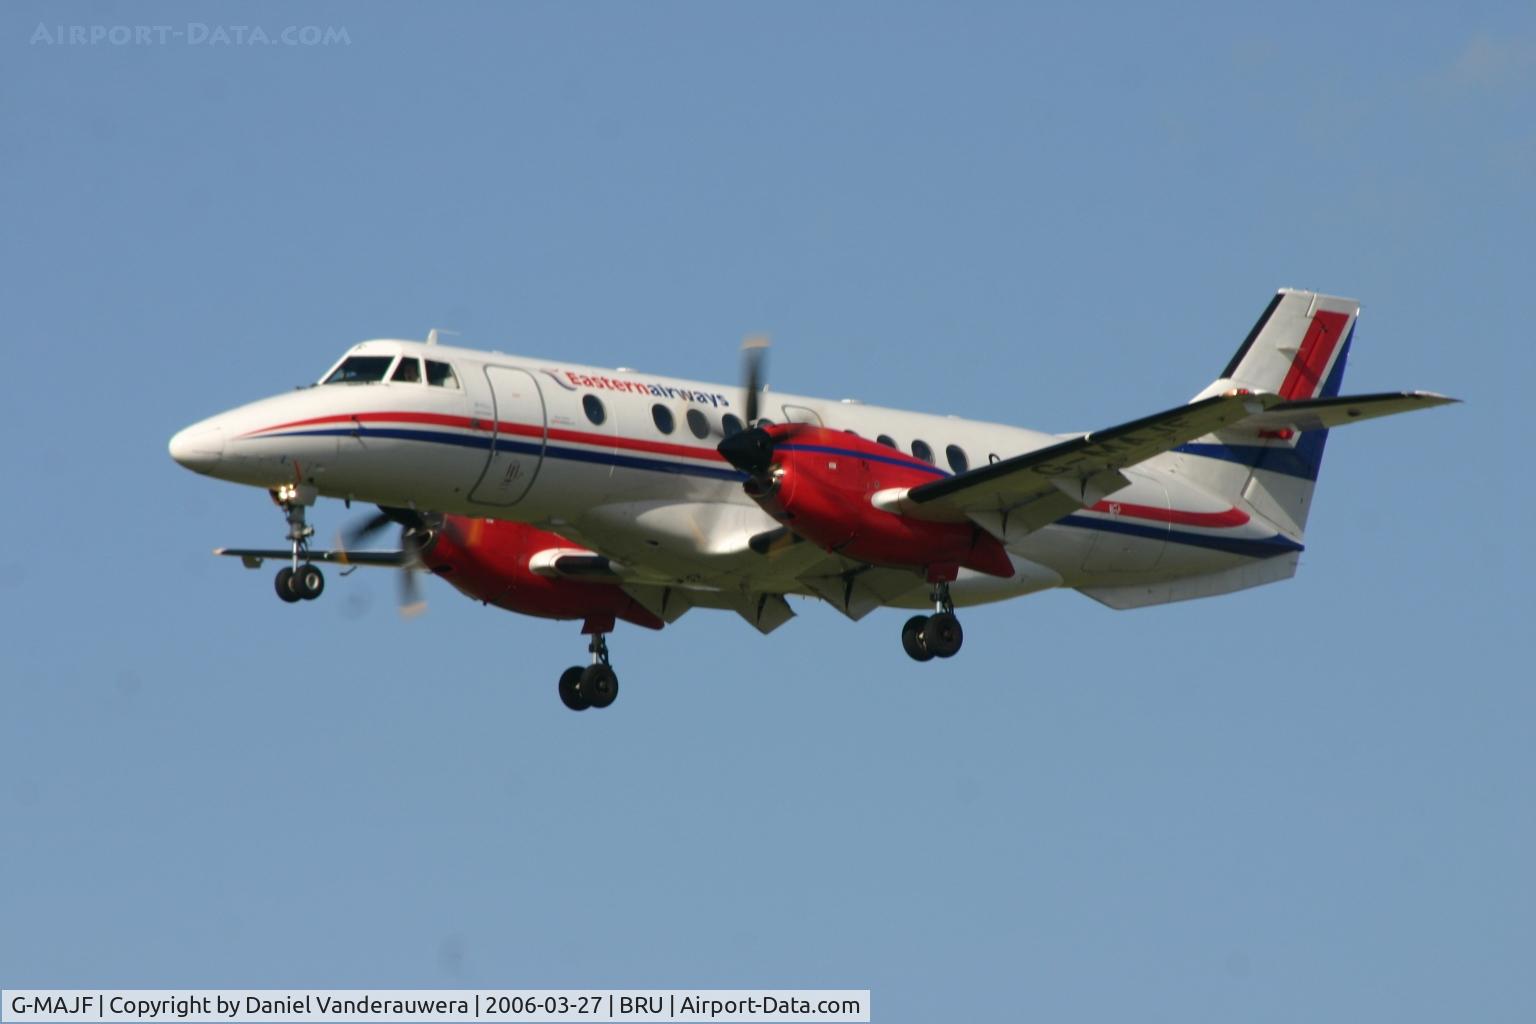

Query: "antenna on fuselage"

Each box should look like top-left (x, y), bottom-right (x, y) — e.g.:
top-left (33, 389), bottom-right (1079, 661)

top-left (425, 328), bottom-right (460, 346)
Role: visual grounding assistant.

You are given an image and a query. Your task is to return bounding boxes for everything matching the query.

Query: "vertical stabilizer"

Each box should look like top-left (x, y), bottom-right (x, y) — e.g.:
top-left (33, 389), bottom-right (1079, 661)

top-left (1177, 290), bottom-right (1358, 538)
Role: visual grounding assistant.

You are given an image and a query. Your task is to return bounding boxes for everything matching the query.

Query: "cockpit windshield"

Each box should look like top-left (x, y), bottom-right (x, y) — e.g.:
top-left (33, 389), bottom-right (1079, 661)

top-left (322, 355), bottom-right (395, 385)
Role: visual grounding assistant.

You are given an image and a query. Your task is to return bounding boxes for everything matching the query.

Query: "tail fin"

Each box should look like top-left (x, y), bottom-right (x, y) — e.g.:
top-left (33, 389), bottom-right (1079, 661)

top-left (1198, 288), bottom-right (1359, 404)
top-left (1178, 289), bottom-right (1359, 538)
top-left (1086, 289), bottom-right (1455, 610)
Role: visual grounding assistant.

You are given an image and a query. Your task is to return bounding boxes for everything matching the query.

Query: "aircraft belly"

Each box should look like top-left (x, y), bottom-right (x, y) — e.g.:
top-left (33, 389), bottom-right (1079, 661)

top-left (887, 556), bottom-right (1063, 610)
top-left (573, 499), bottom-right (792, 585)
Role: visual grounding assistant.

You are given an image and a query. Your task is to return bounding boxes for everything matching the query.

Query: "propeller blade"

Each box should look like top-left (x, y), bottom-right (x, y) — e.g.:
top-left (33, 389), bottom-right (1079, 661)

top-left (399, 567), bottom-right (426, 618)
top-left (340, 505), bottom-right (425, 552)
top-left (397, 524), bottom-right (429, 618)
top-left (341, 509), bottom-right (393, 549)
top-left (741, 335), bottom-right (769, 426)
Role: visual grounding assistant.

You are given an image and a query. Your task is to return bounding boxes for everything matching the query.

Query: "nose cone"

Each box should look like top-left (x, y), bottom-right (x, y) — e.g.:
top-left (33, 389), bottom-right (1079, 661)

top-left (168, 419), bottom-right (225, 474)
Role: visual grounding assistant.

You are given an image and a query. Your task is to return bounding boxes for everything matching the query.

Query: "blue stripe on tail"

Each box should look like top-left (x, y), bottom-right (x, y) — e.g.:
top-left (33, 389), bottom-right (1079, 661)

top-left (1175, 326), bottom-right (1354, 481)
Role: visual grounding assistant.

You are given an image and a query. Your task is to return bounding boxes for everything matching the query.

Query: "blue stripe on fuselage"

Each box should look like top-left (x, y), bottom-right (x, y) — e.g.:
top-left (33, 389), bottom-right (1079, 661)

top-left (249, 427), bottom-right (748, 482)
top-left (1058, 513), bottom-right (1303, 558)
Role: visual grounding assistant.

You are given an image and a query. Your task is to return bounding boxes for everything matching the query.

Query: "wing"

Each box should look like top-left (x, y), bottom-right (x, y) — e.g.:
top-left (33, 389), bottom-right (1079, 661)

top-left (901, 391), bottom-right (1272, 531)
top-left (215, 547), bottom-right (412, 569)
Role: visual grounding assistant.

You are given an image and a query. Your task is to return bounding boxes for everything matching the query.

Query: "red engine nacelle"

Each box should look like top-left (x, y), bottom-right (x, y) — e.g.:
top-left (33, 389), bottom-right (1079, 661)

top-left (746, 425), bottom-right (1013, 580)
top-left (421, 517), bottom-right (663, 631)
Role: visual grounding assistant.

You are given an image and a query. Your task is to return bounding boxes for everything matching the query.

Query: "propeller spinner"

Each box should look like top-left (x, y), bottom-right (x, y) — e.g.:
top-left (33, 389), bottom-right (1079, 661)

top-left (719, 336), bottom-right (778, 479)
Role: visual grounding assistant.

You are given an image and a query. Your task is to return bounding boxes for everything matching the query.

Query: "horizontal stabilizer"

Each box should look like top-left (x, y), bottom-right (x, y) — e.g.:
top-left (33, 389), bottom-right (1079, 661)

top-left (1233, 391), bottom-right (1458, 433)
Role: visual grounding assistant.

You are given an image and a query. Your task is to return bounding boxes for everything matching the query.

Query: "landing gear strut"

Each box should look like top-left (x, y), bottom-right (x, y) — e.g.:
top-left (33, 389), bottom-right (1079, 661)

top-left (559, 618), bottom-right (620, 711)
top-left (901, 581), bottom-right (963, 661)
top-left (271, 483), bottom-right (324, 603)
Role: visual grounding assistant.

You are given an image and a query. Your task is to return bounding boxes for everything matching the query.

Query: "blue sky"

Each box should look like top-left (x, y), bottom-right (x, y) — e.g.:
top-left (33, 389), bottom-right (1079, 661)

top-left (2, 2), bottom-right (1531, 1020)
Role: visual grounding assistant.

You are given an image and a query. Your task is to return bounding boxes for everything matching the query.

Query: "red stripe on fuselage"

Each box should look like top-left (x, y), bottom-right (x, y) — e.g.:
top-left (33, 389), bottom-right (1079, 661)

top-left (238, 411), bottom-right (484, 437)
top-left (241, 411), bottom-right (727, 462)
top-left (1278, 310), bottom-right (1350, 401)
top-left (1088, 500), bottom-right (1249, 528)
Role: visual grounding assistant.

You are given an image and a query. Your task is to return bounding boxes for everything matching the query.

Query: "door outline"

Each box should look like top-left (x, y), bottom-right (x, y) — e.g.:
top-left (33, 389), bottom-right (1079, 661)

top-left (468, 366), bottom-right (547, 506)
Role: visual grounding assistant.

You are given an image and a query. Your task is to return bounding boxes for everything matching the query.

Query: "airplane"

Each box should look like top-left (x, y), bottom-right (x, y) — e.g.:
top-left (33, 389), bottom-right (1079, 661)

top-left (170, 289), bottom-right (1456, 710)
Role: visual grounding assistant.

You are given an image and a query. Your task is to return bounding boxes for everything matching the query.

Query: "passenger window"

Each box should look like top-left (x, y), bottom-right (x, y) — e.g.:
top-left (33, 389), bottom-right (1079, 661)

top-left (721, 413), bottom-right (744, 437)
top-left (877, 434), bottom-right (897, 449)
top-left (911, 439), bottom-right (934, 464)
top-left (323, 355), bottom-right (394, 385)
top-left (757, 417), bottom-right (775, 427)
top-left (945, 444), bottom-right (969, 473)
top-left (652, 404), bottom-right (675, 435)
top-left (425, 360), bottom-right (459, 388)
top-left (686, 408), bottom-right (710, 439)
top-left (391, 358), bottom-right (422, 383)
top-left (583, 394), bottom-right (606, 425)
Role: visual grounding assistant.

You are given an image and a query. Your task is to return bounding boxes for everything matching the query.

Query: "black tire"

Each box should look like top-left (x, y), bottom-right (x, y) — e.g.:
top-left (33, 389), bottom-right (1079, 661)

top-left (923, 612), bottom-right (963, 658)
top-left (558, 666), bottom-right (590, 711)
top-left (274, 567), bottom-right (301, 603)
top-left (902, 615), bottom-right (934, 662)
top-left (581, 664), bottom-right (619, 709)
top-left (294, 564), bottom-right (325, 600)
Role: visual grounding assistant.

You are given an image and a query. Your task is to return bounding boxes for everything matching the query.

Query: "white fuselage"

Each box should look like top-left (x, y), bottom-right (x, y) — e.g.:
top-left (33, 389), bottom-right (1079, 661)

top-left (170, 338), bottom-right (1293, 608)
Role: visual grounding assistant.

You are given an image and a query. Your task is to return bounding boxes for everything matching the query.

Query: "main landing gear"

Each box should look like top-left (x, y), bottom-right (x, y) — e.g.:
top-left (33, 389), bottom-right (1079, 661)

top-left (901, 581), bottom-right (963, 662)
top-left (558, 619), bottom-right (620, 712)
top-left (271, 483), bottom-right (325, 603)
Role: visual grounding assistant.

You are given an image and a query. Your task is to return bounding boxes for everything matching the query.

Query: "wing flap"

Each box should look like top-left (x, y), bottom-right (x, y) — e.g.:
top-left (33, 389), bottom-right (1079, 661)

top-left (798, 565), bottom-right (928, 621)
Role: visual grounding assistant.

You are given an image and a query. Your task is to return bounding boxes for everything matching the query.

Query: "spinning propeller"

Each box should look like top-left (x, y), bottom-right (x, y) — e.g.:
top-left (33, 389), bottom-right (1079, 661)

top-left (338, 506), bottom-right (437, 616)
top-left (718, 334), bottom-right (797, 480)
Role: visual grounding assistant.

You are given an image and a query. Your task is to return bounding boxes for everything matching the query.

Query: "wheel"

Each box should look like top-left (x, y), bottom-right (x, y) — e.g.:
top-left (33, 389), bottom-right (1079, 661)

top-left (581, 664), bottom-right (619, 709)
top-left (902, 615), bottom-right (934, 662)
top-left (293, 564), bottom-right (325, 600)
top-left (558, 666), bottom-right (590, 711)
top-left (923, 612), bottom-right (963, 658)
top-left (274, 567), bottom-right (302, 603)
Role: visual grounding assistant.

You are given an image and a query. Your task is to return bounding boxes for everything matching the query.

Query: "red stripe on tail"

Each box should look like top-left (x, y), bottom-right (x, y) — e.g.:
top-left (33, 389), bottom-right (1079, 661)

top-left (1278, 310), bottom-right (1350, 401)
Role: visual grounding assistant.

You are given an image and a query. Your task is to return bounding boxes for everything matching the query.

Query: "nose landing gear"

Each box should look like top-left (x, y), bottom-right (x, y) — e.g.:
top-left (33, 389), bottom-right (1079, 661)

top-left (558, 617), bottom-right (620, 711)
top-left (901, 581), bottom-right (964, 661)
top-left (271, 483), bottom-right (325, 603)
top-left (275, 562), bottom-right (326, 602)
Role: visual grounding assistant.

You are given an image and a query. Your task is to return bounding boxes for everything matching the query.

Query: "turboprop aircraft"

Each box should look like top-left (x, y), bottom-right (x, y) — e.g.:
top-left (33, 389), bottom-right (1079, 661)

top-left (170, 289), bottom-right (1455, 710)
